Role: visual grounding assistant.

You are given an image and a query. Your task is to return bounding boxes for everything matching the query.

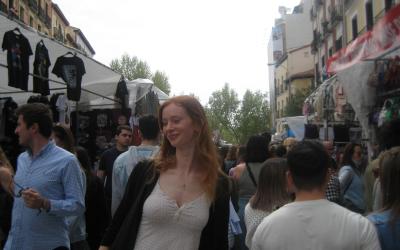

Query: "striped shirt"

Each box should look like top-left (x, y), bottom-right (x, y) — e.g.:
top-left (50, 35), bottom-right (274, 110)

top-left (5, 142), bottom-right (85, 250)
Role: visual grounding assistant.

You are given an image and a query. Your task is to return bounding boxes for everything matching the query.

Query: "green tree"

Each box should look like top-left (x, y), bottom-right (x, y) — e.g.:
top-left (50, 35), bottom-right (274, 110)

top-left (236, 90), bottom-right (271, 144)
top-left (284, 87), bottom-right (312, 117)
top-left (152, 71), bottom-right (171, 95)
top-left (110, 53), bottom-right (138, 80)
top-left (206, 83), bottom-right (240, 143)
top-left (206, 84), bottom-right (271, 144)
top-left (110, 53), bottom-right (152, 80)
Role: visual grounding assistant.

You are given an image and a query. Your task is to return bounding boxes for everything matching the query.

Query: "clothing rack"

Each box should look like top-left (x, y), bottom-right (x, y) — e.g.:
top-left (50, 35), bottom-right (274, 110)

top-left (0, 62), bottom-right (121, 104)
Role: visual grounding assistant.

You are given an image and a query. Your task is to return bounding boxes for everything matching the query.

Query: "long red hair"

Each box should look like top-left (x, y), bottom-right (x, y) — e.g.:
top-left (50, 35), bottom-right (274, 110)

top-left (155, 95), bottom-right (220, 200)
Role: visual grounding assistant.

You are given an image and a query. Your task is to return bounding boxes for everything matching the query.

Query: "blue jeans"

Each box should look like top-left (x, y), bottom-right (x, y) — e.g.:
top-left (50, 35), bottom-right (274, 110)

top-left (237, 197), bottom-right (250, 250)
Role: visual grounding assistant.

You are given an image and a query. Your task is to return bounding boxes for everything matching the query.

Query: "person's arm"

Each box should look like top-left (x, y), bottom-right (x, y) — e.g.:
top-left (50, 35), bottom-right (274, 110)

top-left (0, 165), bottom-right (13, 195)
top-left (111, 158), bottom-right (126, 217)
top-left (38, 158), bottom-right (85, 216)
top-left (338, 167), bottom-right (353, 195)
top-left (101, 160), bottom-right (151, 247)
top-left (360, 219), bottom-right (381, 250)
top-left (97, 154), bottom-right (106, 181)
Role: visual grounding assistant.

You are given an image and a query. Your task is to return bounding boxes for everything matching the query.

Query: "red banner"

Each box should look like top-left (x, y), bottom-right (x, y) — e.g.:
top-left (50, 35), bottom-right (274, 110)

top-left (327, 4), bottom-right (400, 73)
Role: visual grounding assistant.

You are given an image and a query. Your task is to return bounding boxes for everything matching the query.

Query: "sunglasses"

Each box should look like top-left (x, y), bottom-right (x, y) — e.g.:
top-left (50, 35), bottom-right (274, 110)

top-left (9, 176), bottom-right (42, 215)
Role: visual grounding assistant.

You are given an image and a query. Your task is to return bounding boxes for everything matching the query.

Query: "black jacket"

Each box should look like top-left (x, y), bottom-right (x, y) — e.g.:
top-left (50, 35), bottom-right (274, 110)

top-left (101, 160), bottom-right (230, 250)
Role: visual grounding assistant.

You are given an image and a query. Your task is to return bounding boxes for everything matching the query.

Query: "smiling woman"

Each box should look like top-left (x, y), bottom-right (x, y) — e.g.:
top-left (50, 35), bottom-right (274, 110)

top-left (100, 95), bottom-right (230, 250)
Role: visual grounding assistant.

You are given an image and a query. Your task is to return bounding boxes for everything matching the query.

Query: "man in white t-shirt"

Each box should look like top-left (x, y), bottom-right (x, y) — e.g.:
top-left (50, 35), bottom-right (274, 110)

top-left (252, 141), bottom-right (380, 250)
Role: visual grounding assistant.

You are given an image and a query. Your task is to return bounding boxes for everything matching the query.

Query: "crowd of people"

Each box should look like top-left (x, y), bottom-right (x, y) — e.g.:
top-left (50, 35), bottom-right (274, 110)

top-left (0, 96), bottom-right (399, 250)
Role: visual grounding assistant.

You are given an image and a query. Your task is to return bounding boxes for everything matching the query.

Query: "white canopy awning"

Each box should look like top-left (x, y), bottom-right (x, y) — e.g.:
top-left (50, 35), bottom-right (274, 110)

top-left (0, 13), bottom-right (122, 107)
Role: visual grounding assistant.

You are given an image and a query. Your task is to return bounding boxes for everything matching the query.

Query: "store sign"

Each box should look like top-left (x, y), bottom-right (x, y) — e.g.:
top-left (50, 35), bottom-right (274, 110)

top-left (327, 4), bottom-right (400, 73)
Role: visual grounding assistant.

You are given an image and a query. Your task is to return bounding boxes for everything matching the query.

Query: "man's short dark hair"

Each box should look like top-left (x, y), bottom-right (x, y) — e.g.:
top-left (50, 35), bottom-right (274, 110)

top-left (287, 141), bottom-right (329, 191)
top-left (378, 119), bottom-right (400, 151)
top-left (139, 115), bottom-right (159, 140)
top-left (16, 103), bottom-right (53, 138)
top-left (116, 125), bottom-right (131, 136)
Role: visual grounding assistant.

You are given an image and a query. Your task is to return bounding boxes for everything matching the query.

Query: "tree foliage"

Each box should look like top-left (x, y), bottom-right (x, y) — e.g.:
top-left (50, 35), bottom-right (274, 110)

top-left (236, 90), bottom-right (271, 143)
top-left (110, 53), bottom-right (171, 95)
top-left (152, 71), bottom-right (171, 95)
top-left (206, 83), bottom-right (239, 143)
top-left (284, 87), bottom-right (312, 117)
top-left (206, 84), bottom-right (271, 144)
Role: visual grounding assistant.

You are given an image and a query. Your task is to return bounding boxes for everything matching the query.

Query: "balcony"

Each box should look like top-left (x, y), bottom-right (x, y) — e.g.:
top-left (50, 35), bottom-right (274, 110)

top-left (53, 27), bottom-right (64, 42)
top-left (310, 6), bottom-right (317, 21)
top-left (329, 6), bottom-right (342, 26)
top-left (38, 7), bottom-right (46, 21)
top-left (45, 15), bottom-right (51, 29)
top-left (28, 0), bottom-right (38, 13)
top-left (311, 32), bottom-right (322, 54)
top-left (321, 20), bottom-right (332, 37)
top-left (0, 2), bottom-right (7, 13)
top-left (314, 0), bottom-right (324, 9)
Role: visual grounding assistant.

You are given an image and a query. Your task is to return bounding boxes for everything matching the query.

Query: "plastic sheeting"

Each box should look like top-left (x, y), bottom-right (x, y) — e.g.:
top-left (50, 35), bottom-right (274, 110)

top-left (337, 61), bottom-right (376, 137)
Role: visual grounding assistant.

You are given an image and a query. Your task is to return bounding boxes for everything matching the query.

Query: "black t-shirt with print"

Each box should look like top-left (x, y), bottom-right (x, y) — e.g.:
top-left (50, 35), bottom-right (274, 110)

top-left (52, 55), bottom-right (86, 101)
top-left (33, 42), bottom-right (51, 95)
top-left (1, 30), bottom-right (33, 91)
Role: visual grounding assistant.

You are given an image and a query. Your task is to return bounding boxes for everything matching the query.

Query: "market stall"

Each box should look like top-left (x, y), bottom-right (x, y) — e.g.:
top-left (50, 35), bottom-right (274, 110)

top-left (326, 4), bottom-right (400, 157)
top-left (0, 13), bottom-right (169, 162)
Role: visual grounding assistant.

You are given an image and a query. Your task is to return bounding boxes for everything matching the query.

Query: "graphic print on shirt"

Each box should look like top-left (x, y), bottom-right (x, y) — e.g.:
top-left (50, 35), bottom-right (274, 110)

top-left (52, 55), bottom-right (86, 101)
top-left (61, 64), bottom-right (78, 88)
top-left (33, 42), bottom-right (51, 95)
top-left (10, 43), bottom-right (22, 70)
top-left (2, 30), bottom-right (33, 90)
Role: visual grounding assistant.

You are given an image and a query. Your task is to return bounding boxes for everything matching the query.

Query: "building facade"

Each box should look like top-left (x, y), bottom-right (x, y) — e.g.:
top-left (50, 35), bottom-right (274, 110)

top-left (268, 0), bottom-right (314, 127)
top-left (1, 0), bottom-right (95, 56)
top-left (312, 0), bottom-right (400, 83)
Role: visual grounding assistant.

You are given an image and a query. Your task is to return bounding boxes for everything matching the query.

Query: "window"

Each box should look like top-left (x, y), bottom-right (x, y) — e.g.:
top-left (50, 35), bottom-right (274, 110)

top-left (19, 6), bottom-right (24, 22)
top-left (38, 25), bottom-right (41, 32)
top-left (385, 0), bottom-right (393, 12)
top-left (315, 63), bottom-right (320, 84)
top-left (366, 2), bottom-right (373, 31)
top-left (321, 56), bottom-right (325, 68)
top-left (335, 36), bottom-right (342, 51)
top-left (45, 2), bottom-right (48, 15)
top-left (352, 15), bottom-right (358, 40)
top-left (329, 47), bottom-right (333, 57)
top-left (30, 16), bottom-right (33, 27)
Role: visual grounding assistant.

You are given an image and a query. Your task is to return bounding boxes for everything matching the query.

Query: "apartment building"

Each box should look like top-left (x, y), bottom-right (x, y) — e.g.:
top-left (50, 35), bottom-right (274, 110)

top-left (268, 0), bottom-right (314, 125)
top-left (1, 0), bottom-right (95, 56)
top-left (312, 0), bottom-right (400, 82)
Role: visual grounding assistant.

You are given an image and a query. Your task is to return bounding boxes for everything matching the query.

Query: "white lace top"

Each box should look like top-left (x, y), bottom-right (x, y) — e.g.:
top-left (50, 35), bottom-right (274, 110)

top-left (134, 181), bottom-right (210, 250)
top-left (244, 203), bottom-right (271, 249)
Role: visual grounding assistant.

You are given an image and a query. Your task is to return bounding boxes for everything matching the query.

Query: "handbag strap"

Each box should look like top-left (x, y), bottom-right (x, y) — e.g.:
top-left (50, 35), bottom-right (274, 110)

top-left (245, 162), bottom-right (257, 188)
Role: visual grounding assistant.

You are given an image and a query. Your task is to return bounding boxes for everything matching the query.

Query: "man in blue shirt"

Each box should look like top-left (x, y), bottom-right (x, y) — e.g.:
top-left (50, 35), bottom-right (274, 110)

top-left (111, 115), bottom-right (160, 216)
top-left (0, 103), bottom-right (85, 250)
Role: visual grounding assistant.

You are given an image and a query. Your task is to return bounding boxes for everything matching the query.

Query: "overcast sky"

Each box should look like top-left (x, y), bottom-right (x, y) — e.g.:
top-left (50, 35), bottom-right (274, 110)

top-left (55, 0), bottom-right (299, 104)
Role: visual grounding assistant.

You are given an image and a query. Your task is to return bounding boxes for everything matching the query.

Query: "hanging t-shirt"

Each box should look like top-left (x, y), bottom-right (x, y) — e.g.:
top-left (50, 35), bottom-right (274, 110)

top-left (1, 30), bottom-right (33, 91)
top-left (52, 55), bottom-right (86, 101)
top-left (55, 94), bottom-right (69, 125)
top-left (115, 79), bottom-right (129, 109)
top-left (33, 41), bottom-right (51, 96)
